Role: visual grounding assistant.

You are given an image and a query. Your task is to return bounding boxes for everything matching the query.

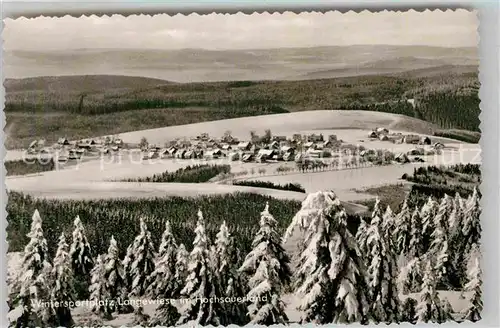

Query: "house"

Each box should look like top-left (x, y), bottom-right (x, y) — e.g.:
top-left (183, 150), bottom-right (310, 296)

top-left (228, 152), bottom-right (240, 161)
top-left (280, 145), bottom-right (295, 154)
top-left (420, 136), bottom-right (432, 145)
top-left (175, 149), bottom-right (186, 159)
top-left (272, 136), bottom-right (287, 142)
top-left (283, 152), bottom-right (294, 162)
top-left (395, 153), bottom-right (410, 163)
top-left (303, 141), bottom-right (315, 149)
top-left (221, 144), bottom-right (232, 151)
top-left (408, 148), bottom-right (424, 156)
top-left (58, 137), bottom-right (70, 145)
top-left (376, 127), bottom-right (389, 135)
top-left (237, 141), bottom-right (252, 151)
top-left (328, 134), bottom-right (338, 142)
top-left (307, 149), bottom-right (323, 159)
top-left (368, 131), bottom-right (378, 138)
top-left (242, 154), bottom-right (254, 162)
top-left (269, 141), bottom-right (280, 150)
top-left (256, 149), bottom-right (276, 162)
top-left (205, 149), bottom-right (223, 159)
top-left (114, 139), bottom-right (123, 146)
top-left (184, 150), bottom-right (195, 159)
top-left (307, 134), bottom-right (324, 142)
top-left (294, 153), bottom-right (305, 162)
top-left (403, 135), bottom-right (421, 144)
top-left (323, 140), bottom-right (332, 148)
top-left (433, 142), bottom-right (445, 150)
top-left (379, 134), bottom-right (389, 141)
top-left (167, 147), bottom-right (178, 157)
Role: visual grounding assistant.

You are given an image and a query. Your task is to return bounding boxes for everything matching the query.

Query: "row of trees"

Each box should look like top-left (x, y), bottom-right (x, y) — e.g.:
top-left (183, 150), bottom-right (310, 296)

top-left (9, 188), bottom-right (482, 326)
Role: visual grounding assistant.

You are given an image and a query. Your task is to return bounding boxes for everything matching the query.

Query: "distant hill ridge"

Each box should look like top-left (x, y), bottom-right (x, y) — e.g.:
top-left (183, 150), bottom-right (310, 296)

top-left (4, 75), bottom-right (172, 93)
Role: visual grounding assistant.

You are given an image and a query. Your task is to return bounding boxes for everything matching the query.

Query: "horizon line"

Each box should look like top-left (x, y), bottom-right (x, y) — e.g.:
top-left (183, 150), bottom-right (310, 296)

top-left (5, 43), bottom-right (478, 52)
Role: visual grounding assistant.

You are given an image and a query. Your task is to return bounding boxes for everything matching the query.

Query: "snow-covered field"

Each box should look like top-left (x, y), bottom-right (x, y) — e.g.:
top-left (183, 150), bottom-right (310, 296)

top-left (113, 110), bottom-right (438, 144)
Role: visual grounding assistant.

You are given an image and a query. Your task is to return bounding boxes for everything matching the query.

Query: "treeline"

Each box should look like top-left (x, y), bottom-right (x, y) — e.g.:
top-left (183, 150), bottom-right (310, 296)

top-left (9, 190), bottom-right (482, 327)
top-left (6, 191), bottom-right (301, 256)
top-left (5, 158), bottom-right (56, 176)
top-left (232, 180), bottom-right (306, 193)
top-left (121, 164), bottom-right (231, 183)
top-left (434, 129), bottom-right (481, 143)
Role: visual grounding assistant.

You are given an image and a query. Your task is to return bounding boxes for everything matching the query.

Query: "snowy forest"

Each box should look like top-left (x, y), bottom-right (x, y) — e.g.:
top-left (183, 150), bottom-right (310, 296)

top-left (8, 187), bottom-right (482, 327)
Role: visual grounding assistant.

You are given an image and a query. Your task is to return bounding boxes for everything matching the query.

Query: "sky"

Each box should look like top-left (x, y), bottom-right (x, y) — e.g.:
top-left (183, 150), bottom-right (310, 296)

top-left (4, 9), bottom-right (478, 51)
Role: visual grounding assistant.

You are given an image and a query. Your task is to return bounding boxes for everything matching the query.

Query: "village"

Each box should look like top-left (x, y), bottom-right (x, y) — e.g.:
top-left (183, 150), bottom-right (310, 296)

top-left (23, 127), bottom-right (446, 173)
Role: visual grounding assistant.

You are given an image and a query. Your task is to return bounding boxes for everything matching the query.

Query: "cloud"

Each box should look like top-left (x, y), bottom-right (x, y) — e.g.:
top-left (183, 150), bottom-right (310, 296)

top-left (4, 10), bottom-right (478, 51)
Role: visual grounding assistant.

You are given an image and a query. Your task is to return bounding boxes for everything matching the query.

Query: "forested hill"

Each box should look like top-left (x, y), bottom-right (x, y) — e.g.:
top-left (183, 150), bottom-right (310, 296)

top-left (5, 69), bottom-right (479, 148)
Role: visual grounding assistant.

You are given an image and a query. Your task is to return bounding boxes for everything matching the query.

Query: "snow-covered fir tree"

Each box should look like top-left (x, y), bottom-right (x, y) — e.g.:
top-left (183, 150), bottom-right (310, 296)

top-left (240, 202), bottom-right (292, 286)
top-left (429, 214), bottom-right (451, 287)
top-left (394, 198), bottom-right (412, 255)
top-left (365, 203), bottom-right (400, 323)
top-left (49, 233), bottom-right (75, 327)
top-left (127, 218), bottom-right (156, 297)
top-left (178, 210), bottom-right (228, 326)
top-left (89, 255), bottom-right (111, 319)
top-left (69, 215), bottom-right (94, 300)
top-left (103, 236), bottom-right (130, 314)
top-left (416, 260), bottom-right (452, 323)
top-left (247, 259), bottom-right (289, 325)
top-left (69, 215), bottom-right (94, 275)
top-left (461, 254), bottom-right (482, 322)
top-left (146, 221), bottom-right (177, 298)
top-left (215, 221), bottom-right (248, 325)
top-left (173, 243), bottom-right (189, 298)
top-left (400, 297), bottom-right (418, 324)
top-left (435, 194), bottom-right (453, 235)
top-left (240, 203), bottom-right (291, 325)
top-left (382, 205), bottom-right (395, 241)
top-left (462, 187), bottom-right (481, 256)
top-left (398, 257), bottom-right (422, 295)
top-left (9, 209), bottom-right (53, 328)
top-left (285, 191), bottom-right (369, 324)
top-left (408, 208), bottom-right (424, 258)
top-left (420, 196), bottom-right (438, 253)
top-left (449, 192), bottom-right (465, 238)
top-left (148, 221), bottom-right (183, 327)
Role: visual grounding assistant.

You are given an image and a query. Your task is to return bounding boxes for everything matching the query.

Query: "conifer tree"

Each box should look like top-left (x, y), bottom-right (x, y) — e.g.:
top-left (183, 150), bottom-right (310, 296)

top-left (420, 197), bottom-right (438, 253)
top-left (434, 194), bottom-right (453, 235)
top-left (398, 257), bottom-right (422, 295)
top-left (179, 210), bottom-right (228, 326)
top-left (382, 205), bottom-right (395, 241)
top-left (146, 221), bottom-right (177, 298)
top-left (69, 215), bottom-right (94, 275)
top-left (461, 255), bottom-right (482, 322)
top-left (400, 298), bottom-right (417, 324)
top-left (285, 191), bottom-right (369, 324)
top-left (449, 192), bottom-right (465, 238)
top-left (240, 203), bottom-right (291, 325)
top-left (128, 218), bottom-right (156, 297)
top-left (89, 255), bottom-right (112, 319)
top-left (49, 233), bottom-right (75, 327)
top-left (416, 261), bottom-right (452, 323)
top-left (215, 221), bottom-right (248, 325)
top-left (408, 208), bottom-right (424, 258)
top-left (394, 198), bottom-right (412, 255)
top-left (173, 243), bottom-right (189, 298)
top-left (69, 215), bottom-right (94, 299)
top-left (429, 217), bottom-right (451, 287)
top-left (366, 204), bottom-right (400, 323)
top-left (462, 187), bottom-right (482, 255)
top-left (240, 203), bottom-right (292, 286)
top-left (103, 236), bottom-right (129, 314)
top-left (9, 210), bottom-right (53, 328)
top-left (148, 222), bottom-right (182, 328)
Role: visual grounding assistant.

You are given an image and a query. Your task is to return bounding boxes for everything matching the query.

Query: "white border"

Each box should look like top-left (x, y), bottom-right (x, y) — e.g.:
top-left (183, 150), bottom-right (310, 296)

top-left (1, 1), bottom-right (498, 327)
